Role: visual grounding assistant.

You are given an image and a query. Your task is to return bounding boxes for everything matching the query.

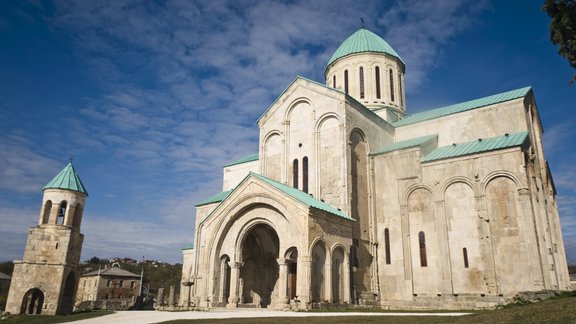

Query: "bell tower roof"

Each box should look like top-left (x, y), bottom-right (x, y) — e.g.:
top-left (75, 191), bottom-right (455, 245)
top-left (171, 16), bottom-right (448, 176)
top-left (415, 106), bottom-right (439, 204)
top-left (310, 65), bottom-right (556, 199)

top-left (326, 28), bottom-right (404, 69)
top-left (42, 162), bottom-right (88, 195)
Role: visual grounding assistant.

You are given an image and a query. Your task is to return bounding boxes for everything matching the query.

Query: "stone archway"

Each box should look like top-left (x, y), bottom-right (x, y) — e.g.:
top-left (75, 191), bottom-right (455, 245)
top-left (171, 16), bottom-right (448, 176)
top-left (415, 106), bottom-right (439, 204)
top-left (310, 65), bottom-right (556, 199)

top-left (20, 288), bottom-right (44, 315)
top-left (239, 223), bottom-right (280, 308)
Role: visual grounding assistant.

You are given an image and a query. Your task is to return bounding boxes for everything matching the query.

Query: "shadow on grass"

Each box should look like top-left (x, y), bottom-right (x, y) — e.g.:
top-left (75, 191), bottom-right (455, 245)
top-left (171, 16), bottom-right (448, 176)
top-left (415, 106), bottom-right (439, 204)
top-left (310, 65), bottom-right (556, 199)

top-left (0, 310), bottom-right (114, 323)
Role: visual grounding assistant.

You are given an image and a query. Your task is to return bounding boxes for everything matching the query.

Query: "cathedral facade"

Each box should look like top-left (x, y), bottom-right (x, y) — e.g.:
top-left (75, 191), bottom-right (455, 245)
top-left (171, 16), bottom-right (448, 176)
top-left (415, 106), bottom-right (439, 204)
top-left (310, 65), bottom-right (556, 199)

top-left (180, 28), bottom-right (570, 310)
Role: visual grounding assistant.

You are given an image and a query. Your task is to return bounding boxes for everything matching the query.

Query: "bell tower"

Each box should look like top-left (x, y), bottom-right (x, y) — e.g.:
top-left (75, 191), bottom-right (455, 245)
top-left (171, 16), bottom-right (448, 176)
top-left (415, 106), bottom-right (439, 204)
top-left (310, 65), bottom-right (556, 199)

top-left (5, 162), bottom-right (88, 315)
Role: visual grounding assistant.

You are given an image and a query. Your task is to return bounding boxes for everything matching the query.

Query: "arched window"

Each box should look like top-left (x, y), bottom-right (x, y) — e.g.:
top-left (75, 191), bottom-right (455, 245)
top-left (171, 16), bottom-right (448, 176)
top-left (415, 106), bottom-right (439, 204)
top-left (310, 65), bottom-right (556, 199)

top-left (333, 75), bottom-right (336, 88)
top-left (389, 69), bottom-right (395, 102)
top-left (293, 159), bottom-right (299, 189)
top-left (375, 66), bottom-right (381, 99)
top-left (344, 70), bottom-right (349, 93)
top-left (57, 201), bottom-right (67, 225)
top-left (418, 231), bottom-right (427, 267)
top-left (302, 156), bottom-right (309, 193)
top-left (384, 228), bottom-right (391, 264)
top-left (359, 67), bottom-right (365, 99)
top-left (398, 72), bottom-right (403, 106)
top-left (463, 248), bottom-right (469, 268)
top-left (42, 200), bottom-right (52, 224)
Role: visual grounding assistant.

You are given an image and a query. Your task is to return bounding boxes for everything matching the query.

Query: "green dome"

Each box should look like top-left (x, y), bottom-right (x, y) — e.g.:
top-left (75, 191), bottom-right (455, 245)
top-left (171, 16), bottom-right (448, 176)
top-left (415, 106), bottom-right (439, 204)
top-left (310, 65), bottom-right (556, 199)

top-left (327, 28), bottom-right (403, 67)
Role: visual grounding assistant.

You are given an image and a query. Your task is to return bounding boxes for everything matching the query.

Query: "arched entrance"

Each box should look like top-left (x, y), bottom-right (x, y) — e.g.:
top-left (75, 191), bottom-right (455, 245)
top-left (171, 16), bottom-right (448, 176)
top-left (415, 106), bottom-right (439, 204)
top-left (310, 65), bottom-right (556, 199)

top-left (240, 223), bottom-right (279, 308)
top-left (20, 288), bottom-right (44, 314)
top-left (58, 272), bottom-right (76, 314)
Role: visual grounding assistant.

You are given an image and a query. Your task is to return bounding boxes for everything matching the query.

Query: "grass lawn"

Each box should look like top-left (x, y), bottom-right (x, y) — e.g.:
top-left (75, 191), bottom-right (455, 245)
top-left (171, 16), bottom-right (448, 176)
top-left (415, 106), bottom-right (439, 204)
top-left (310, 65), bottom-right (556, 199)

top-left (159, 294), bottom-right (576, 323)
top-left (0, 310), bottom-right (114, 323)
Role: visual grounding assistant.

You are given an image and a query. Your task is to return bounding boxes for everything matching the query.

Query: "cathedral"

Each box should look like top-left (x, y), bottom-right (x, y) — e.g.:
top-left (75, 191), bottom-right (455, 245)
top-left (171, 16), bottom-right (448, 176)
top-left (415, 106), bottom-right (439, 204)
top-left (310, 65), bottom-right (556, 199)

top-left (179, 27), bottom-right (570, 310)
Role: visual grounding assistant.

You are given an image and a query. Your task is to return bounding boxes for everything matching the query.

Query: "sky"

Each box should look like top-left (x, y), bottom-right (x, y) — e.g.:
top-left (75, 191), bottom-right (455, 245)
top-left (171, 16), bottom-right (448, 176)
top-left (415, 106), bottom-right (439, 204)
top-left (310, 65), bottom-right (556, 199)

top-left (1, 0), bottom-right (575, 264)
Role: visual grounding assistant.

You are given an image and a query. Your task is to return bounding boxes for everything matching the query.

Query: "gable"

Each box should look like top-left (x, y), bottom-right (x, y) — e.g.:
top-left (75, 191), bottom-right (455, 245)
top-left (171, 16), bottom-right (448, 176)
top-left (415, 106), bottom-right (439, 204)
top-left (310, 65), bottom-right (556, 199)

top-left (199, 172), bottom-right (353, 226)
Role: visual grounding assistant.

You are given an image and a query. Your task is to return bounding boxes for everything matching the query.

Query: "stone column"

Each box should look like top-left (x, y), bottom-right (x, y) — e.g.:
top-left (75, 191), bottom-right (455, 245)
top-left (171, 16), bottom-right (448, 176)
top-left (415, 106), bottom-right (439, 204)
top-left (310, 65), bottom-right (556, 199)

top-left (219, 259), bottom-right (228, 303)
top-left (324, 256), bottom-right (332, 303)
top-left (297, 256), bottom-right (312, 305)
top-left (226, 262), bottom-right (243, 308)
top-left (277, 259), bottom-right (290, 306)
top-left (157, 288), bottom-right (165, 306)
top-left (168, 285), bottom-right (175, 307)
top-left (343, 252), bottom-right (351, 303)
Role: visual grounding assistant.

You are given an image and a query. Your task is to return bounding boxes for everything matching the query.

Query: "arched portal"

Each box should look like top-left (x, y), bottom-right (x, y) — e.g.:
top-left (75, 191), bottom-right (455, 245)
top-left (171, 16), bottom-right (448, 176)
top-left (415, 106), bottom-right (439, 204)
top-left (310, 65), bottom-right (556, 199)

top-left (20, 288), bottom-right (44, 315)
top-left (58, 272), bottom-right (76, 314)
top-left (240, 223), bottom-right (279, 308)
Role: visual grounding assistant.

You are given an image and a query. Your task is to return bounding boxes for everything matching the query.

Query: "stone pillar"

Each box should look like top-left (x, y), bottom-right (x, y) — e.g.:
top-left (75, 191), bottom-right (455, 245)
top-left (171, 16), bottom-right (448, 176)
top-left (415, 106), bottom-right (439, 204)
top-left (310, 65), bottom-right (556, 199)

top-left (277, 259), bottom-right (289, 306)
top-left (324, 256), bottom-right (332, 303)
top-left (297, 256), bottom-right (312, 305)
top-left (343, 252), bottom-right (351, 303)
top-left (168, 285), bottom-right (175, 307)
top-left (219, 259), bottom-right (229, 303)
top-left (48, 204), bottom-right (59, 224)
top-left (226, 262), bottom-right (242, 308)
top-left (157, 288), bottom-right (165, 306)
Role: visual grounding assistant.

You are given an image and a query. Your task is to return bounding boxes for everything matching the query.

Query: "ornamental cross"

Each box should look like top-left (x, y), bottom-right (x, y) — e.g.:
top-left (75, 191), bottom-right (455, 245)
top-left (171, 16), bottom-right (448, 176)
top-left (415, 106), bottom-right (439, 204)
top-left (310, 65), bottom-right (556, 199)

top-left (360, 17), bottom-right (365, 28)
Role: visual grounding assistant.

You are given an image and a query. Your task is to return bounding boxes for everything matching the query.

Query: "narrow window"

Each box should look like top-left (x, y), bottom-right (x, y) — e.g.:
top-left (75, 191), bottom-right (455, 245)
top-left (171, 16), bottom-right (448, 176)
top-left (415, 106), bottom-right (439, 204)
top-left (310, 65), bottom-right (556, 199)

top-left (389, 69), bottom-right (395, 102)
top-left (333, 75), bottom-right (336, 88)
top-left (107, 280), bottom-right (111, 287)
top-left (42, 200), bottom-right (52, 224)
top-left (359, 67), bottom-right (365, 99)
top-left (57, 201), bottom-right (67, 225)
top-left (398, 73), bottom-right (403, 106)
top-left (384, 228), bottom-right (391, 264)
top-left (119, 280), bottom-right (124, 288)
top-left (418, 231), bottom-right (427, 267)
top-left (463, 248), bottom-right (469, 268)
top-left (302, 156), bottom-right (309, 193)
top-left (131, 281), bottom-right (135, 288)
top-left (375, 67), bottom-right (381, 99)
top-left (293, 159), bottom-right (299, 189)
top-left (344, 70), bottom-right (349, 93)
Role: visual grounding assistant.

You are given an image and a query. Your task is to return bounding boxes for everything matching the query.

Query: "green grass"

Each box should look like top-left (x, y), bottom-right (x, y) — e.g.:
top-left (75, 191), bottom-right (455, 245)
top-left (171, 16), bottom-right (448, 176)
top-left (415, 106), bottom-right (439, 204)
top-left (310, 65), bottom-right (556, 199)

top-left (159, 294), bottom-right (576, 323)
top-left (0, 310), bottom-right (114, 323)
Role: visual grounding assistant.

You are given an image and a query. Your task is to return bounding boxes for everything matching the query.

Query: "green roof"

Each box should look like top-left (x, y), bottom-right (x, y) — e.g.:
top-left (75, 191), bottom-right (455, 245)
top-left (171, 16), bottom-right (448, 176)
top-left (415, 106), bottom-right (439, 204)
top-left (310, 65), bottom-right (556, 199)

top-left (196, 190), bottom-right (233, 207)
top-left (393, 87), bottom-right (532, 127)
top-left (422, 131), bottom-right (529, 162)
top-left (250, 173), bottom-right (353, 221)
top-left (42, 162), bottom-right (88, 195)
top-left (182, 242), bottom-right (194, 250)
top-left (224, 153), bottom-right (259, 167)
top-left (327, 28), bottom-right (403, 69)
top-left (372, 134), bottom-right (438, 156)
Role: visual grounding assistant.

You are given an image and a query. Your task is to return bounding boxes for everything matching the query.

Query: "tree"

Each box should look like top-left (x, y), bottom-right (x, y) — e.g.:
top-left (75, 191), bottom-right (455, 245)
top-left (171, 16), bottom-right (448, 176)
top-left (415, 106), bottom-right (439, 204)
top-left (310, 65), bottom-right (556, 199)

top-left (543, 0), bottom-right (576, 84)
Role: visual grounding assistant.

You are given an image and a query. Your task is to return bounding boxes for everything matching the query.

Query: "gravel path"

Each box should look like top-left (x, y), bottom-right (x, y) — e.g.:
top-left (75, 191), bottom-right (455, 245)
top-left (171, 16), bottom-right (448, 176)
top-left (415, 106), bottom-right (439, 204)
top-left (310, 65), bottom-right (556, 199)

top-left (71, 309), bottom-right (471, 324)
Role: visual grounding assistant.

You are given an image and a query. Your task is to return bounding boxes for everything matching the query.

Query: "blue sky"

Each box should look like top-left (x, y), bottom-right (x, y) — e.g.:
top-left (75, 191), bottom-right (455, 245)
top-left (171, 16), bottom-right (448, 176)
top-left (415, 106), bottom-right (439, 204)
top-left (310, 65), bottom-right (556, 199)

top-left (1, 0), bottom-right (575, 264)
